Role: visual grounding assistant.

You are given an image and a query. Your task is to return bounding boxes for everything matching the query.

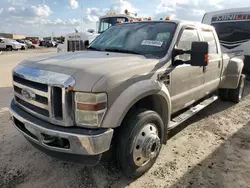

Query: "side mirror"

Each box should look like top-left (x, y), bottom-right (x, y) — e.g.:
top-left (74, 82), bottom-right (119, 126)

top-left (172, 41), bottom-right (209, 67)
top-left (190, 41), bottom-right (209, 66)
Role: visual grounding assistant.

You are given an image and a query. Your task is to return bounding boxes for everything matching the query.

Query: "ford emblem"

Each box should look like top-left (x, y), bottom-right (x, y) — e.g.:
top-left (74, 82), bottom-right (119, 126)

top-left (21, 88), bottom-right (36, 100)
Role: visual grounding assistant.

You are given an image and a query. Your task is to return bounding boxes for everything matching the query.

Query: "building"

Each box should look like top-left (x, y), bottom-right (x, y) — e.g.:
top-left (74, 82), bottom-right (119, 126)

top-left (0, 33), bottom-right (26, 39)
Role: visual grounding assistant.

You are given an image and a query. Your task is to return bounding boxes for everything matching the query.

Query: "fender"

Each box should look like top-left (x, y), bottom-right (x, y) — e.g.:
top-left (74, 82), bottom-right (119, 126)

top-left (219, 57), bottom-right (244, 89)
top-left (101, 80), bottom-right (171, 143)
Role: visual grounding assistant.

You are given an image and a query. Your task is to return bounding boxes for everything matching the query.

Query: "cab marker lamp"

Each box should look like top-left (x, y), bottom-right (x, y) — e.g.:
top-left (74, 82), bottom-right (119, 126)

top-left (75, 92), bottom-right (107, 127)
top-left (138, 17), bottom-right (142, 21)
top-left (165, 16), bottom-right (170, 20)
top-left (148, 17), bottom-right (152, 21)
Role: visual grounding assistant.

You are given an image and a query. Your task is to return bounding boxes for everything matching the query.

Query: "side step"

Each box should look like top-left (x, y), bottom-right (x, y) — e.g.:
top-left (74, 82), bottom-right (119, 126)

top-left (168, 95), bottom-right (218, 131)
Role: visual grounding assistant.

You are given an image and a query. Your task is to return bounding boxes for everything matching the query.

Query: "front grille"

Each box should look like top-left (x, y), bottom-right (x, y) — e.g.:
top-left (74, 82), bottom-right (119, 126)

top-left (12, 65), bottom-right (75, 127)
top-left (67, 40), bottom-right (85, 52)
top-left (13, 75), bottom-right (66, 126)
top-left (15, 96), bottom-right (49, 117)
top-left (13, 75), bottom-right (48, 92)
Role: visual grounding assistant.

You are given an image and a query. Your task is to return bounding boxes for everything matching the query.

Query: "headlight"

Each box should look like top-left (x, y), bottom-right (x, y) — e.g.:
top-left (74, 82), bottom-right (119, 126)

top-left (75, 92), bottom-right (107, 128)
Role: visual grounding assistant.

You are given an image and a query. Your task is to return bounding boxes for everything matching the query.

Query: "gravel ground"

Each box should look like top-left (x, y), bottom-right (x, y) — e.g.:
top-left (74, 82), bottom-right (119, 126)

top-left (0, 49), bottom-right (250, 188)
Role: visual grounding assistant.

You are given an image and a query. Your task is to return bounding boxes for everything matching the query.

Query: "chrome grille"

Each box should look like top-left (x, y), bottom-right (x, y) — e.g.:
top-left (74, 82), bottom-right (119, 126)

top-left (67, 40), bottom-right (85, 52)
top-left (12, 65), bottom-right (75, 127)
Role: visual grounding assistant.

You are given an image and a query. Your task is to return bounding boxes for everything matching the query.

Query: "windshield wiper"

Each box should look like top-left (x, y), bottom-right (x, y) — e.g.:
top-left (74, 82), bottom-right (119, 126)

top-left (103, 48), bottom-right (141, 55)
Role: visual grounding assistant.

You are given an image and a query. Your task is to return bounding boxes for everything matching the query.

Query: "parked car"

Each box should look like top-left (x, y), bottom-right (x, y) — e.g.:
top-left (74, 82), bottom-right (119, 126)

top-left (9, 19), bottom-right (245, 178)
top-left (15, 39), bottom-right (27, 50)
top-left (0, 37), bottom-right (22, 51)
top-left (43, 40), bottom-right (57, 47)
top-left (24, 40), bottom-right (36, 49)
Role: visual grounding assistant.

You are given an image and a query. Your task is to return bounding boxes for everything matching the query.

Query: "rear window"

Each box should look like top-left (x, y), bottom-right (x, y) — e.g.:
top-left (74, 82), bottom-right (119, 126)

top-left (201, 31), bottom-right (218, 53)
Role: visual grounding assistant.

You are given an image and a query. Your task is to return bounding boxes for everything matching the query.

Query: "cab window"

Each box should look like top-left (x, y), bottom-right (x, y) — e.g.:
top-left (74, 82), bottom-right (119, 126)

top-left (176, 28), bottom-right (200, 61)
top-left (201, 30), bottom-right (218, 54)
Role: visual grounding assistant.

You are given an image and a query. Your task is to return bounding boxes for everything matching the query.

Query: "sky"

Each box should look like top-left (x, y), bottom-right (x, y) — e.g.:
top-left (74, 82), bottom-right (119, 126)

top-left (0, 0), bottom-right (249, 37)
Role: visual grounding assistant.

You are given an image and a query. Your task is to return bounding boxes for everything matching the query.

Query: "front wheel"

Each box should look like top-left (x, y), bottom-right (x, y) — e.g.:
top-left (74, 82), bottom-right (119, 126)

top-left (116, 109), bottom-right (164, 178)
top-left (6, 46), bottom-right (13, 51)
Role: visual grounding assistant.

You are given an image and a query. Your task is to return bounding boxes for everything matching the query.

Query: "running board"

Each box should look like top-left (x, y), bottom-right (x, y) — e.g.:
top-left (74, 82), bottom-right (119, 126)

top-left (168, 95), bottom-right (218, 131)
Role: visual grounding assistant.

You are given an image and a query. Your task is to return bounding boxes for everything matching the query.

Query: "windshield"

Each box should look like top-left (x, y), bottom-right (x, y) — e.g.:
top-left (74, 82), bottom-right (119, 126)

top-left (212, 21), bottom-right (250, 43)
top-left (98, 17), bottom-right (129, 33)
top-left (91, 22), bottom-right (176, 58)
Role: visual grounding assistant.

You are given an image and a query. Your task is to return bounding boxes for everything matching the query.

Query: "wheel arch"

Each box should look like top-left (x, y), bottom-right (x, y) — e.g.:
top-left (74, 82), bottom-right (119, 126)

top-left (220, 57), bottom-right (244, 89)
top-left (101, 80), bottom-right (171, 144)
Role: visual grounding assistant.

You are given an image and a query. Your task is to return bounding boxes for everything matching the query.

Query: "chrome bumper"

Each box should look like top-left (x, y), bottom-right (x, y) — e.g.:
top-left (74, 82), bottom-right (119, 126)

top-left (9, 99), bottom-right (114, 156)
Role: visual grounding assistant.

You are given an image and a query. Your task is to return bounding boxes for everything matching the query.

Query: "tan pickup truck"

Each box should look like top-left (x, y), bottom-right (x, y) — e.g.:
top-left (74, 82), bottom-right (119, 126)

top-left (9, 19), bottom-right (245, 178)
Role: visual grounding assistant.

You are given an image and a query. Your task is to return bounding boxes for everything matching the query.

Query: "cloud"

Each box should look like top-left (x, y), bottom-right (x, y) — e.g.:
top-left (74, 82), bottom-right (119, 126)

top-left (0, 3), bottom-right (81, 36)
top-left (6, 0), bottom-right (26, 6)
top-left (155, 0), bottom-right (250, 21)
top-left (85, 0), bottom-right (137, 23)
top-left (0, 4), bottom-right (52, 18)
top-left (68, 0), bottom-right (79, 9)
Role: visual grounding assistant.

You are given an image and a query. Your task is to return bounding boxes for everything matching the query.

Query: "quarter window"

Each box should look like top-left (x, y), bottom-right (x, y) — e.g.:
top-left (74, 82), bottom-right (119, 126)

top-left (202, 31), bottom-right (218, 53)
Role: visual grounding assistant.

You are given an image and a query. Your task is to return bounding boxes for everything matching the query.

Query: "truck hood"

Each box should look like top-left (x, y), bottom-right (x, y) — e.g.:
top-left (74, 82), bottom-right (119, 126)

top-left (20, 51), bottom-right (158, 91)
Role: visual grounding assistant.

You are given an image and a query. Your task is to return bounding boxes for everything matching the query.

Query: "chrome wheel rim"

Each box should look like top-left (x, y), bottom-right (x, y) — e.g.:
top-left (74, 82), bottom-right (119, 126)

top-left (239, 78), bottom-right (245, 100)
top-left (133, 123), bottom-right (161, 167)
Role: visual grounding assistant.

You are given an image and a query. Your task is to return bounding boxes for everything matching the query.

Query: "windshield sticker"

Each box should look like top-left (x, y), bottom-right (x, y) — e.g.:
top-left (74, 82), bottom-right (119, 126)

top-left (141, 40), bottom-right (163, 47)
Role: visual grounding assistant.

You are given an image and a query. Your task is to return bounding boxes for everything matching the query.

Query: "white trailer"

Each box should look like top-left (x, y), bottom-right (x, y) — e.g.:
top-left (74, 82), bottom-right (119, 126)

top-left (202, 7), bottom-right (250, 74)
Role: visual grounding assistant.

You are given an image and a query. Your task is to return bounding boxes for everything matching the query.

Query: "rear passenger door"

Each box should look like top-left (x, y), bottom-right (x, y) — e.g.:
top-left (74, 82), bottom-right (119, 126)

top-left (201, 29), bottom-right (222, 94)
top-left (170, 27), bottom-right (205, 113)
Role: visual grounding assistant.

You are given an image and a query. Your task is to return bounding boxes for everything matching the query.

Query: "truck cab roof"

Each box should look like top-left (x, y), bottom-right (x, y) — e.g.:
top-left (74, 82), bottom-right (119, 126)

top-left (120, 19), bottom-right (215, 30)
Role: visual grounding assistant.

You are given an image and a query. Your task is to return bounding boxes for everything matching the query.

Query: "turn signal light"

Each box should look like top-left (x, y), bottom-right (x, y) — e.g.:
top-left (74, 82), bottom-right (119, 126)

top-left (204, 54), bottom-right (209, 62)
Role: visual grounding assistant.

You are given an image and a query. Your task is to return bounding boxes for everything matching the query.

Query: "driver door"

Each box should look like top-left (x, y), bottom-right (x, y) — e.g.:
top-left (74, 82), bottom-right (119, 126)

top-left (170, 27), bottom-right (205, 114)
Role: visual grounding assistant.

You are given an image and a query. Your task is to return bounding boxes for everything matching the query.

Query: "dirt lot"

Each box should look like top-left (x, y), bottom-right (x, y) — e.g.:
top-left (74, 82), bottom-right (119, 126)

top-left (0, 49), bottom-right (250, 188)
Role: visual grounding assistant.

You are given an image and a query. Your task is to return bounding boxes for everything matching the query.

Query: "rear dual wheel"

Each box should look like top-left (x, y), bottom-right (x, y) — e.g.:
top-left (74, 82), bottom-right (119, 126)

top-left (116, 109), bottom-right (164, 178)
top-left (219, 74), bottom-right (245, 103)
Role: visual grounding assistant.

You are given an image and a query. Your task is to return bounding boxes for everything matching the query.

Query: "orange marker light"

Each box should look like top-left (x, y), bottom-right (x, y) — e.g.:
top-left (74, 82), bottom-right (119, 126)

top-left (148, 17), bottom-right (152, 21)
top-left (165, 16), bottom-right (170, 20)
top-left (138, 17), bottom-right (142, 21)
top-left (66, 85), bottom-right (73, 91)
top-left (204, 54), bottom-right (209, 62)
top-left (130, 19), bottom-right (134, 22)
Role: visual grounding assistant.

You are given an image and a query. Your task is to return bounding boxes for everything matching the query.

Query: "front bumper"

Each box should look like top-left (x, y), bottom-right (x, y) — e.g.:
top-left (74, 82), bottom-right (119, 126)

top-left (9, 99), bottom-right (114, 164)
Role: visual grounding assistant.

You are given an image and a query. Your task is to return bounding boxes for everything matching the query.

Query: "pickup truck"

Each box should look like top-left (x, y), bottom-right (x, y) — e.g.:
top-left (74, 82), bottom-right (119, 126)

top-left (9, 19), bottom-right (245, 178)
top-left (0, 37), bottom-right (22, 51)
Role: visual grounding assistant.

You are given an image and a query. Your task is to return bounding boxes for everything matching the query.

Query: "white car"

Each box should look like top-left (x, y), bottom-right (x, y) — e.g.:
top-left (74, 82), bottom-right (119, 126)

top-left (0, 38), bottom-right (22, 51)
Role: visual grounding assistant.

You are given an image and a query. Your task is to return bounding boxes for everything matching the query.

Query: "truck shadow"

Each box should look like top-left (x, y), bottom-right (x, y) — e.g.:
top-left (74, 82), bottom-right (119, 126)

top-left (168, 121), bottom-right (250, 188)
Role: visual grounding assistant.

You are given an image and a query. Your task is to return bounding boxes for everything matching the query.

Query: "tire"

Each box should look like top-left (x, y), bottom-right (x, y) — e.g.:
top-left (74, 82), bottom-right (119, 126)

top-left (228, 74), bottom-right (246, 103)
top-left (6, 46), bottom-right (13, 51)
top-left (219, 88), bottom-right (228, 101)
top-left (116, 109), bottom-right (164, 178)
